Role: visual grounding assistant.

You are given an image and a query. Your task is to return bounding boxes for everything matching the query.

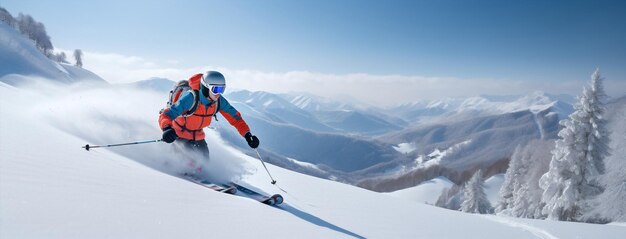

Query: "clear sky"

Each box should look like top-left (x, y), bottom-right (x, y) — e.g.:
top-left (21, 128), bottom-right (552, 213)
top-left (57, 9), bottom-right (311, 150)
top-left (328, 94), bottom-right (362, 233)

top-left (2, 0), bottom-right (625, 104)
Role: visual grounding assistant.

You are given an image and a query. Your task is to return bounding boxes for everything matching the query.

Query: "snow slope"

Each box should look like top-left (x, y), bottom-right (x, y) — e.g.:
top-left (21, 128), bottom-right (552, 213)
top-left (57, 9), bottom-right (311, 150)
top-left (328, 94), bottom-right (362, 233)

top-left (2, 84), bottom-right (625, 239)
top-left (386, 176), bottom-right (455, 204)
top-left (386, 174), bottom-right (504, 206)
top-left (484, 174), bottom-right (505, 206)
top-left (0, 22), bottom-right (104, 85)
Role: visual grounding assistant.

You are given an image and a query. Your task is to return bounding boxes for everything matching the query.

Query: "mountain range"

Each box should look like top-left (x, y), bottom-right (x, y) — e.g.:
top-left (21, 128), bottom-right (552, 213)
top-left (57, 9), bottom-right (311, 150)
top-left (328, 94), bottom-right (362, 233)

top-left (2, 19), bottom-right (619, 194)
top-left (130, 77), bottom-right (579, 191)
top-left (3, 16), bottom-right (626, 237)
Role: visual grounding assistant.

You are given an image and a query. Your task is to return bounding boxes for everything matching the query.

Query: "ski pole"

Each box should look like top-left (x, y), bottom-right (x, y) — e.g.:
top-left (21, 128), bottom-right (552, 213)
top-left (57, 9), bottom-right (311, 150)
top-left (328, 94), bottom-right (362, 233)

top-left (254, 148), bottom-right (277, 184)
top-left (82, 139), bottom-right (162, 151)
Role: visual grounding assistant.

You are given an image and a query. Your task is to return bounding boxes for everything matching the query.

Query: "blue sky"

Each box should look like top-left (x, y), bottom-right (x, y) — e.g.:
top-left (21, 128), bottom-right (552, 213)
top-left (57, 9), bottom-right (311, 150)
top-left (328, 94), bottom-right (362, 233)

top-left (2, 0), bottom-right (625, 103)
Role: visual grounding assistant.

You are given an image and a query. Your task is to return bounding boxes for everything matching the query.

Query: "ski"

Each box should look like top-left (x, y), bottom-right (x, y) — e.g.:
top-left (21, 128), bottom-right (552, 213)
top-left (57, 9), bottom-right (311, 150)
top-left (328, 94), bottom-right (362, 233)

top-left (182, 176), bottom-right (237, 194)
top-left (181, 176), bottom-right (282, 205)
top-left (230, 182), bottom-right (283, 206)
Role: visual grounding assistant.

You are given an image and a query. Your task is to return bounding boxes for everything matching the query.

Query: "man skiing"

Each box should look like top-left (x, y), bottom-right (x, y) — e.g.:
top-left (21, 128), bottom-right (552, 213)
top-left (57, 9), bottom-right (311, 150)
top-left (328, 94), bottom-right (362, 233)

top-left (158, 71), bottom-right (259, 172)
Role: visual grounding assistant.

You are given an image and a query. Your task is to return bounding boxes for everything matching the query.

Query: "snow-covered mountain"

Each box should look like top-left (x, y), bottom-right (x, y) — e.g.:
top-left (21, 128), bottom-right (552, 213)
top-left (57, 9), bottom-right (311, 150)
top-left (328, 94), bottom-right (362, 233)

top-left (310, 109), bottom-right (404, 135)
top-left (216, 110), bottom-right (401, 173)
top-left (227, 90), bottom-right (337, 132)
top-left (104, 82), bottom-right (403, 175)
top-left (2, 20), bottom-right (626, 236)
top-left (388, 91), bottom-right (575, 125)
top-left (125, 77), bottom-right (176, 92)
top-left (131, 78), bottom-right (576, 190)
top-left (0, 22), bottom-right (105, 85)
top-left (2, 84), bottom-right (625, 239)
top-left (226, 90), bottom-right (405, 135)
top-left (287, 93), bottom-right (359, 112)
top-left (358, 107), bottom-right (562, 192)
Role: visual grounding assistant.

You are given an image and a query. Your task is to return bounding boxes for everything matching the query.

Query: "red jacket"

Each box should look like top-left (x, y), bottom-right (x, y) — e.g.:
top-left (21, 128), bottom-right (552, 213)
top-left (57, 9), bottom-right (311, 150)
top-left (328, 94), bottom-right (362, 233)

top-left (159, 74), bottom-right (250, 141)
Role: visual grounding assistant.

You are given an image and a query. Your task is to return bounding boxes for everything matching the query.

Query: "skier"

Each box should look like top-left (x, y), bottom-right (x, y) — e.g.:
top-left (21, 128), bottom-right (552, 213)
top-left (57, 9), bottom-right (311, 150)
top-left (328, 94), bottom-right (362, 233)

top-left (158, 71), bottom-right (260, 173)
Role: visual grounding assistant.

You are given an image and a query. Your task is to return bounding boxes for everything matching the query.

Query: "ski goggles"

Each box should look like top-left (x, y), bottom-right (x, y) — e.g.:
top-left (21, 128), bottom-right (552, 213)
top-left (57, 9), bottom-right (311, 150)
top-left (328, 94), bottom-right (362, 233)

top-left (201, 84), bottom-right (226, 96)
top-left (210, 85), bottom-right (226, 94)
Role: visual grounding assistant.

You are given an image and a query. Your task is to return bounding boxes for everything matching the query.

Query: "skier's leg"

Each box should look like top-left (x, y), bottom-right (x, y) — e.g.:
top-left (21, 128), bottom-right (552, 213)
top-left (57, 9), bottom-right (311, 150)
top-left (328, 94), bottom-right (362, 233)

top-left (189, 139), bottom-right (210, 174)
top-left (173, 138), bottom-right (202, 176)
top-left (194, 139), bottom-right (210, 161)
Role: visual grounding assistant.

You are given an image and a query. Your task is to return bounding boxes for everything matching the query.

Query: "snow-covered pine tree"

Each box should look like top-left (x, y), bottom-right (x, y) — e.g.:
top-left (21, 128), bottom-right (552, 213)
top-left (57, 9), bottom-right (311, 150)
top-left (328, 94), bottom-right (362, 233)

top-left (539, 69), bottom-right (611, 222)
top-left (435, 184), bottom-right (464, 210)
top-left (511, 140), bottom-right (553, 219)
top-left (460, 169), bottom-right (493, 214)
top-left (588, 95), bottom-right (626, 222)
top-left (497, 140), bottom-right (552, 218)
top-left (495, 145), bottom-right (522, 215)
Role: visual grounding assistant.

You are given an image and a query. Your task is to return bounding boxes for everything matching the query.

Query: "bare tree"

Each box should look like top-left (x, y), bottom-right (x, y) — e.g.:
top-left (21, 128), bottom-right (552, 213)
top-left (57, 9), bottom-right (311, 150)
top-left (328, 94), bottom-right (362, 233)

top-left (74, 49), bottom-right (83, 68)
top-left (15, 13), bottom-right (53, 57)
top-left (0, 7), bottom-right (16, 28)
top-left (54, 52), bottom-right (68, 63)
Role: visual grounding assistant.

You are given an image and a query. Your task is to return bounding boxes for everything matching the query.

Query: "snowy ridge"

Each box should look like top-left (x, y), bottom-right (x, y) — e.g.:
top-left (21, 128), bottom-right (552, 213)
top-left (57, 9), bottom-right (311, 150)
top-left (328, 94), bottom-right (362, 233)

top-left (286, 157), bottom-right (322, 171)
top-left (0, 23), bottom-right (105, 85)
top-left (533, 113), bottom-right (546, 139)
top-left (287, 94), bottom-right (354, 112)
top-left (125, 77), bottom-right (176, 92)
top-left (388, 91), bottom-right (574, 124)
top-left (385, 140), bottom-right (472, 176)
top-left (392, 142), bottom-right (416, 154)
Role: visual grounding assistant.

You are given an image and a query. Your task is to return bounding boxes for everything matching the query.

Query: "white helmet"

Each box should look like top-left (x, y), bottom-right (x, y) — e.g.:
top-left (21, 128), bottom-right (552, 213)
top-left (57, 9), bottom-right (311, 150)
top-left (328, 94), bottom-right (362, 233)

top-left (201, 71), bottom-right (226, 96)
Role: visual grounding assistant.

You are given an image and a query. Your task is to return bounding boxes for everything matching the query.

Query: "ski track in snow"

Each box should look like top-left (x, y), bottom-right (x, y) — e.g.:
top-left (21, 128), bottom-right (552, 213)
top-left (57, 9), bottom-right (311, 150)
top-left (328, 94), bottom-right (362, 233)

top-left (533, 113), bottom-right (545, 139)
top-left (481, 215), bottom-right (559, 239)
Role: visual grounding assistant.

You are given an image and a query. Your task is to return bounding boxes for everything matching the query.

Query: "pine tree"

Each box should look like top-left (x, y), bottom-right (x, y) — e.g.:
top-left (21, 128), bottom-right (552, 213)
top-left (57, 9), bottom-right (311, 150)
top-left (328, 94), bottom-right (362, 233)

top-left (588, 97), bottom-right (626, 222)
top-left (495, 145), bottom-right (522, 215)
top-left (460, 169), bottom-right (493, 214)
top-left (435, 184), bottom-right (463, 210)
top-left (539, 69), bottom-right (611, 222)
top-left (511, 140), bottom-right (552, 219)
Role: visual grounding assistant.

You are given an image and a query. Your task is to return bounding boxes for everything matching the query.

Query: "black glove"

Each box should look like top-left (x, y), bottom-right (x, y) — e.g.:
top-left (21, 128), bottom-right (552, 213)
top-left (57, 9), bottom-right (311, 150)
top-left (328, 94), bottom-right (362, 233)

top-left (162, 127), bottom-right (178, 143)
top-left (244, 132), bottom-right (260, 149)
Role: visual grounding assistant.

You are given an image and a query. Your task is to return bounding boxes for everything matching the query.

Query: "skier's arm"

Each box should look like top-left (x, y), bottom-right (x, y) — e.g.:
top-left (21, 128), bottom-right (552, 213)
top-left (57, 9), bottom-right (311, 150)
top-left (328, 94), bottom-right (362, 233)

top-left (218, 97), bottom-right (251, 137)
top-left (158, 92), bottom-right (194, 129)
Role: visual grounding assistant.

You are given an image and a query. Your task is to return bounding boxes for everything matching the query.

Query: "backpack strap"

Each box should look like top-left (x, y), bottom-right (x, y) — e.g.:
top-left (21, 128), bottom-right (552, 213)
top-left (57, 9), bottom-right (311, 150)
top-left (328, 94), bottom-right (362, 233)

top-left (213, 97), bottom-right (220, 121)
top-left (179, 73), bottom-right (203, 117)
top-left (191, 97), bottom-right (220, 119)
top-left (181, 90), bottom-right (200, 117)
